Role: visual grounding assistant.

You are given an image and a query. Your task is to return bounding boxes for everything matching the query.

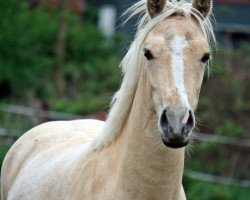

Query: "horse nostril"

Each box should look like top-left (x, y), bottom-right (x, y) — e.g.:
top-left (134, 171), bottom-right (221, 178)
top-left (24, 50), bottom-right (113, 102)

top-left (160, 109), bottom-right (170, 132)
top-left (160, 108), bottom-right (194, 147)
top-left (187, 110), bottom-right (194, 126)
top-left (160, 108), bottom-right (194, 135)
top-left (181, 110), bottom-right (195, 135)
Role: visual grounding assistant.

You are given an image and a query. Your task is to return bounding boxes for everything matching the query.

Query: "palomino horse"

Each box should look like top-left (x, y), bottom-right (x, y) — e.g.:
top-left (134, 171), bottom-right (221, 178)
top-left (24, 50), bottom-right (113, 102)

top-left (1, 0), bottom-right (215, 199)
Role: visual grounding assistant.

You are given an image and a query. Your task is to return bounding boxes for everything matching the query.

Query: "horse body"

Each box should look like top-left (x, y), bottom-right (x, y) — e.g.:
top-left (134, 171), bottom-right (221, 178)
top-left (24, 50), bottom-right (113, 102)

top-left (1, 120), bottom-right (104, 199)
top-left (1, 1), bottom-right (215, 199)
top-left (2, 72), bottom-right (186, 199)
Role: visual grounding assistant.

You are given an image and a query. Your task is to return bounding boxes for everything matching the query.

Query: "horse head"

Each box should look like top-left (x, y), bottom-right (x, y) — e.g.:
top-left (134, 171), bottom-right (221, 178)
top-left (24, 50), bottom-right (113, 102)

top-left (144, 0), bottom-right (213, 148)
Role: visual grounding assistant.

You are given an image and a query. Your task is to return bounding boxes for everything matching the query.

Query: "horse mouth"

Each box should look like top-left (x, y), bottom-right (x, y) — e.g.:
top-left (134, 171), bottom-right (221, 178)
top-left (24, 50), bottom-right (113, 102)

top-left (161, 135), bottom-right (189, 149)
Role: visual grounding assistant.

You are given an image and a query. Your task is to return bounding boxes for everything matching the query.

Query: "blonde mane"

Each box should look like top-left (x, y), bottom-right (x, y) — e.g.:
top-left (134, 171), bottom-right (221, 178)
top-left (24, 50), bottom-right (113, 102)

top-left (91, 0), bottom-right (215, 150)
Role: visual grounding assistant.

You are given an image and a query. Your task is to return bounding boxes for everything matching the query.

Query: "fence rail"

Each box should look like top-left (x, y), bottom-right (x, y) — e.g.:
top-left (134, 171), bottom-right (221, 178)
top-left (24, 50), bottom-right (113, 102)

top-left (1, 104), bottom-right (84, 120)
top-left (1, 104), bottom-right (250, 188)
top-left (1, 104), bottom-right (250, 147)
top-left (196, 132), bottom-right (250, 148)
top-left (1, 127), bottom-right (250, 148)
top-left (184, 170), bottom-right (250, 188)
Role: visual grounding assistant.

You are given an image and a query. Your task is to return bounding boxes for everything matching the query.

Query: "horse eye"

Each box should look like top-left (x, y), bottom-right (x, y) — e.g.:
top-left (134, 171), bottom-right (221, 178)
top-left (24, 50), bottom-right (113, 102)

top-left (144, 49), bottom-right (154, 60)
top-left (201, 53), bottom-right (211, 63)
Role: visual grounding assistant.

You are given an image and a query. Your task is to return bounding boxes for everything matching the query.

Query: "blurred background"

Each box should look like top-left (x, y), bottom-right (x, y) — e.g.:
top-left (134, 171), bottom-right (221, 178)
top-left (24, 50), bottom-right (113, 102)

top-left (0, 0), bottom-right (249, 199)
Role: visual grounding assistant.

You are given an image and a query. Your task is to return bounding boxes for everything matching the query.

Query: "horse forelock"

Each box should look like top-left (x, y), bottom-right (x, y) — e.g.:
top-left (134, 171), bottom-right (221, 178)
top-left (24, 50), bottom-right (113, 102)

top-left (90, 0), bottom-right (215, 151)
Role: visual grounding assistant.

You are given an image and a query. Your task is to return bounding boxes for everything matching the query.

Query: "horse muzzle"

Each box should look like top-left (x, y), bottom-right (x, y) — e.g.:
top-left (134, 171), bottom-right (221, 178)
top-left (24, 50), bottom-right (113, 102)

top-left (159, 107), bottom-right (195, 148)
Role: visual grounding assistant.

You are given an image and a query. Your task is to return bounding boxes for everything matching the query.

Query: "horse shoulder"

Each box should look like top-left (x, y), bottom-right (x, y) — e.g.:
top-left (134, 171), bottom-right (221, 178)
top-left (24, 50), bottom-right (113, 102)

top-left (1, 119), bottom-right (104, 200)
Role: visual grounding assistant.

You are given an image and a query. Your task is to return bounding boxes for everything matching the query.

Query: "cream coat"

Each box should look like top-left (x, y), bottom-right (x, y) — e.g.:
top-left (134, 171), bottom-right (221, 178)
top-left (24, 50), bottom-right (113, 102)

top-left (1, 0), bottom-right (215, 199)
top-left (1, 69), bottom-right (186, 199)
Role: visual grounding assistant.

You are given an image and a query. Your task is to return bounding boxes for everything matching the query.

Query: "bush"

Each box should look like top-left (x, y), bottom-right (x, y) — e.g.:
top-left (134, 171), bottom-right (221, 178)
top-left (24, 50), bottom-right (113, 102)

top-left (0, 0), bottom-right (124, 114)
top-left (0, 146), bottom-right (9, 171)
top-left (197, 44), bottom-right (250, 138)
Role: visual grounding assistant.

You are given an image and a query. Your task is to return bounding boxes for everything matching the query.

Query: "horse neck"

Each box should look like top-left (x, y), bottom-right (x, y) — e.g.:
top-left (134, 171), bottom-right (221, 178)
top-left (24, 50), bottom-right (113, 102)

top-left (113, 67), bottom-right (185, 199)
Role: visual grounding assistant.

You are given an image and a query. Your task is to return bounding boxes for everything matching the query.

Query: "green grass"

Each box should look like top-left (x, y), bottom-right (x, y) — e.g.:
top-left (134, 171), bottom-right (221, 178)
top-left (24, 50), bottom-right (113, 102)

top-left (184, 176), bottom-right (250, 200)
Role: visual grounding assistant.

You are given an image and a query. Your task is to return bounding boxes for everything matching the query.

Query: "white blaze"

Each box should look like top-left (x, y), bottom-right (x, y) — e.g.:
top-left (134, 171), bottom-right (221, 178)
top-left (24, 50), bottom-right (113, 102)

top-left (171, 35), bottom-right (189, 107)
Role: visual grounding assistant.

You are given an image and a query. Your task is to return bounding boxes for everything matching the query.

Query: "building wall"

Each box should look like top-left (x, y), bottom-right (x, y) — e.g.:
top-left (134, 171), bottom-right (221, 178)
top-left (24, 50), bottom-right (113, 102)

top-left (214, 1), bottom-right (250, 47)
top-left (215, 0), bottom-right (250, 5)
top-left (90, 0), bottom-right (250, 46)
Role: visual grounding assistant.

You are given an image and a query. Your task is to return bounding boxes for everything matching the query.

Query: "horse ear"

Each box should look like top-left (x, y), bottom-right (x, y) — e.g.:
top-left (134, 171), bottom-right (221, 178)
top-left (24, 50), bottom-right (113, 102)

top-left (192, 0), bottom-right (213, 18)
top-left (147, 0), bottom-right (167, 18)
